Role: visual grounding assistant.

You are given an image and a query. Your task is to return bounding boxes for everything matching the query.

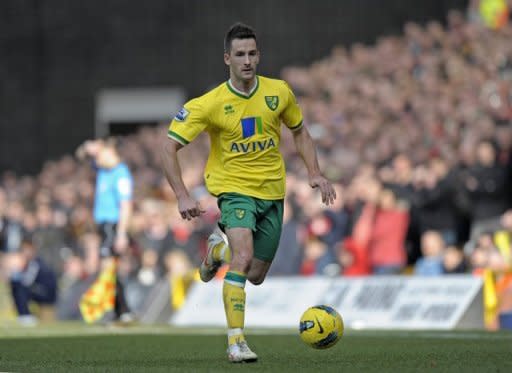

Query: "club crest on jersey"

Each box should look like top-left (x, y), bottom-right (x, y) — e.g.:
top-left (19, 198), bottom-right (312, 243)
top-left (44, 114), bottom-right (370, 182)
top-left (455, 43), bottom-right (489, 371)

top-left (174, 107), bottom-right (189, 122)
top-left (235, 209), bottom-right (245, 219)
top-left (265, 96), bottom-right (279, 111)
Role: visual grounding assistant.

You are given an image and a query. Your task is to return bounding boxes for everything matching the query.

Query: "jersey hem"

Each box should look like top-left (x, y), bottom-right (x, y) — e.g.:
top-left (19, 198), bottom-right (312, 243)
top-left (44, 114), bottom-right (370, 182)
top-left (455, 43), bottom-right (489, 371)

top-left (208, 189), bottom-right (285, 201)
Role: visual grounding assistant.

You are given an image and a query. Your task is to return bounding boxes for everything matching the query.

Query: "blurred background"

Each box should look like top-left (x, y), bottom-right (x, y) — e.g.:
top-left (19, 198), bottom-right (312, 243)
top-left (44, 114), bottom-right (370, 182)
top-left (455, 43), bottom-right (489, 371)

top-left (1, 0), bottom-right (512, 330)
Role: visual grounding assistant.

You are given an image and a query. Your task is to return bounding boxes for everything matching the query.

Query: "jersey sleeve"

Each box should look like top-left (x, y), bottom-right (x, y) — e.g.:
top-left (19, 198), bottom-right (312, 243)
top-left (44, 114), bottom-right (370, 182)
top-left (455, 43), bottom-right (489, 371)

top-left (116, 165), bottom-right (133, 201)
top-left (167, 97), bottom-right (209, 145)
top-left (280, 81), bottom-right (304, 131)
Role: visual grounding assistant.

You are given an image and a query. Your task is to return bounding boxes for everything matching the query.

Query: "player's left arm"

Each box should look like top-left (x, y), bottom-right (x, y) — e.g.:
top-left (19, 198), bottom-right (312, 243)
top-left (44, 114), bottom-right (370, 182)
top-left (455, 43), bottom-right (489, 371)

top-left (114, 169), bottom-right (133, 253)
top-left (292, 126), bottom-right (336, 206)
top-left (115, 199), bottom-right (132, 253)
top-left (280, 80), bottom-right (336, 206)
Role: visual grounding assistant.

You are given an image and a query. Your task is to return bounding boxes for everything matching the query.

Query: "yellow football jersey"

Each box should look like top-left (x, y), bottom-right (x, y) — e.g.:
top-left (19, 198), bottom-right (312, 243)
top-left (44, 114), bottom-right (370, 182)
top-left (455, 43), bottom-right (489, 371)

top-left (168, 75), bottom-right (303, 200)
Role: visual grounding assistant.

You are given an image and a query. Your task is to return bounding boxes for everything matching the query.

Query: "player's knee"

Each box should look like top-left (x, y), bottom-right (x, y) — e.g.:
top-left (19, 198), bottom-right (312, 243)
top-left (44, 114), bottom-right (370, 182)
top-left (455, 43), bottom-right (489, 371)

top-left (231, 251), bottom-right (253, 269)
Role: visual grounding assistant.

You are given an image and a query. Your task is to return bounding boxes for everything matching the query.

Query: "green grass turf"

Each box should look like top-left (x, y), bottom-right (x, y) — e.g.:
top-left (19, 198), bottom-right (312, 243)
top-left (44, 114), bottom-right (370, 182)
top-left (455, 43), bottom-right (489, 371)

top-left (0, 325), bottom-right (511, 372)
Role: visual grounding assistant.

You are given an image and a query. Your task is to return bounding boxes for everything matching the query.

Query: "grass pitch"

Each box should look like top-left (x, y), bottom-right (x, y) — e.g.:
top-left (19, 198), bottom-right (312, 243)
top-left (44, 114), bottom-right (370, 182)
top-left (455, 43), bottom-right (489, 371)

top-left (0, 324), bottom-right (511, 372)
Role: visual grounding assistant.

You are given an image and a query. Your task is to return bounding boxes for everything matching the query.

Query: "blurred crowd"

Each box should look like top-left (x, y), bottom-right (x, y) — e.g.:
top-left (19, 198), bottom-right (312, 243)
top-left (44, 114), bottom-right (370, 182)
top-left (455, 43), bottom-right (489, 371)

top-left (1, 8), bottom-right (512, 326)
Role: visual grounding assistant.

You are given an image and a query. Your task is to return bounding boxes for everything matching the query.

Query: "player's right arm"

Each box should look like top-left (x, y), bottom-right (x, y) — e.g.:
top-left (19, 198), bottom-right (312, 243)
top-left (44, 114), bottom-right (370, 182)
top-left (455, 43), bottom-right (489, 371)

top-left (75, 139), bottom-right (103, 161)
top-left (162, 100), bottom-right (208, 220)
top-left (162, 139), bottom-right (204, 220)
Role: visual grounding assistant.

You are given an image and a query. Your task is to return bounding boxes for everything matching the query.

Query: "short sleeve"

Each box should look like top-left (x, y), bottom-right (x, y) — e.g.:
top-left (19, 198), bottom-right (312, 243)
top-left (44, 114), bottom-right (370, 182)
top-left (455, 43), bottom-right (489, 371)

top-left (280, 81), bottom-right (303, 131)
top-left (168, 98), bottom-right (208, 145)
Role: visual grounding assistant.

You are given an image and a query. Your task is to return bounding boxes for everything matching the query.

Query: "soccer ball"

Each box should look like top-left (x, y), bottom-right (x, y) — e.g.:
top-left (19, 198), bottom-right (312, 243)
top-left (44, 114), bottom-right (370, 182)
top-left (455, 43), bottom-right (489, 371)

top-left (299, 305), bottom-right (344, 349)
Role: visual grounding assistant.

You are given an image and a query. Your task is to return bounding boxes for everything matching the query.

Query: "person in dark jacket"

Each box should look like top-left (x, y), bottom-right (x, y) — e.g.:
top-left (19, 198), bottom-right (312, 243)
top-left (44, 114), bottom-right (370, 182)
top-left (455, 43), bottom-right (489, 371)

top-left (413, 158), bottom-right (458, 246)
top-left (464, 140), bottom-right (510, 239)
top-left (7, 235), bottom-right (57, 326)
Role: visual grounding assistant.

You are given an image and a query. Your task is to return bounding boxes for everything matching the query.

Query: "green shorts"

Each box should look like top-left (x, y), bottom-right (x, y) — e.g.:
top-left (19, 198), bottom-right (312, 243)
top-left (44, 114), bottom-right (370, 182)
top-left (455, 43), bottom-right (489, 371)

top-left (217, 193), bottom-right (284, 262)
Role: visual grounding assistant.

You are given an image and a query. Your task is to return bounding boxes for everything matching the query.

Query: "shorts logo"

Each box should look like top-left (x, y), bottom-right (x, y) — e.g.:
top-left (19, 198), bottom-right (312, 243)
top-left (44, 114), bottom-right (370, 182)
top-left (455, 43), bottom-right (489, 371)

top-left (235, 209), bottom-right (245, 219)
top-left (174, 107), bottom-right (189, 122)
top-left (265, 96), bottom-right (279, 111)
top-left (240, 117), bottom-right (263, 138)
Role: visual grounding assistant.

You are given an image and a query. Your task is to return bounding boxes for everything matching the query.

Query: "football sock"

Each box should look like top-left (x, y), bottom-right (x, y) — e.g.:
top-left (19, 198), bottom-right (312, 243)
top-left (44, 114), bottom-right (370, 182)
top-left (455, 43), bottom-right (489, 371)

top-left (228, 328), bottom-right (246, 345)
top-left (223, 271), bottom-right (246, 345)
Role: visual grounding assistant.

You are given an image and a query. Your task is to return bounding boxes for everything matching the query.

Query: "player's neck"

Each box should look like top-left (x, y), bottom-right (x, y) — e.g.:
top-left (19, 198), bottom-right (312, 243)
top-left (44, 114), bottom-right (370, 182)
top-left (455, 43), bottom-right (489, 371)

top-left (228, 76), bottom-right (257, 96)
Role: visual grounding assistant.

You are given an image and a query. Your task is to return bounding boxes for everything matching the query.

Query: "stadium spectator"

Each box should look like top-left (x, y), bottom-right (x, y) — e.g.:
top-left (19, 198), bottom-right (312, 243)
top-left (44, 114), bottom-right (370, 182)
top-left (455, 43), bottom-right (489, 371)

top-left (412, 158), bottom-right (459, 246)
top-left (350, 179), bottom-right (409, 274)
top-left (134, 199), bottom-right (176, 273)
top-left (464, 140), bottom-right (510, 239)
top-left (32, 203), bottom-right (70, 275)
top-left (443, 246), bottom-right (467, 274)
top-left (5, 235), bottom-right (57, 326)
top-left (337, 237), bottom-right (371, 276)
top-left (414, 231), bottom-right (446, 276)
top-left (124, 248), bottom-right (163, 315)
top-left (468, 231), bottom-right (507, 272)
top-left (300, 238), bottom-right (337, 276)
top-left (56, 255), bottom-right (95, 321)
top-left (306, 184), bottom-right (349, 250)
top-left (1, 200), bottom-right (25, 253)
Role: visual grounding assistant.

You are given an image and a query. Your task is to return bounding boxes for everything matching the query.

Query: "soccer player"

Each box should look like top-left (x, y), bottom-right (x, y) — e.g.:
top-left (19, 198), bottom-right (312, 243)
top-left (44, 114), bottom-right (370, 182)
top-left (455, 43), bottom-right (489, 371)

top-left (162, 22), bottom-right (336, 362)
top-left (76, 138), bottom-right (135, 323)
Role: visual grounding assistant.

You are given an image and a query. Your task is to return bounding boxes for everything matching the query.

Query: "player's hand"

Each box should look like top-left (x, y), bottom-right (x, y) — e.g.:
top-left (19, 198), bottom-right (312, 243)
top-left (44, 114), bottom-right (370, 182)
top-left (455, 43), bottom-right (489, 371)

top-left (178, 196), bottom-right (206, 220)
top-left (309, 174), bottom-right (336, 206)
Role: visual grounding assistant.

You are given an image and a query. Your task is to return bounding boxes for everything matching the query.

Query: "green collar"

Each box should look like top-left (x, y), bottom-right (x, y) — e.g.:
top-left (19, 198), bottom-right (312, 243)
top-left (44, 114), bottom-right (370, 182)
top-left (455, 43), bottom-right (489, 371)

top-left (226, 76), bottom-right (259, 99)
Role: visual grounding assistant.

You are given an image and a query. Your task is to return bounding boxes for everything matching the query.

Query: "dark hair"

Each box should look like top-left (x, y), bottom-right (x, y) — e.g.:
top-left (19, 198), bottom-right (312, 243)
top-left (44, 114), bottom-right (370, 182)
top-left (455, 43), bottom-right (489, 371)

top-left (224, 22), bottom-right (257, 53)
top-left (102, 136), bottom-right (122, 151)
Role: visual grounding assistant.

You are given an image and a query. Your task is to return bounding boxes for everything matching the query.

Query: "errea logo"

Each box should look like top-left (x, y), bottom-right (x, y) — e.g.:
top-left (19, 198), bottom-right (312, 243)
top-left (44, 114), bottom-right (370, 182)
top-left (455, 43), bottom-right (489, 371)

top-left (224, 104), bottom-right (235, 115)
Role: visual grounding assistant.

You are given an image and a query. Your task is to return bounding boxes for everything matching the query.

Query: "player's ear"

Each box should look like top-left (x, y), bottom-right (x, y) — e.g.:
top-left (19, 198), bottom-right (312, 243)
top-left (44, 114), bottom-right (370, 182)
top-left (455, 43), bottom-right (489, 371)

top-left (224, 52), bottom-right (231, 66)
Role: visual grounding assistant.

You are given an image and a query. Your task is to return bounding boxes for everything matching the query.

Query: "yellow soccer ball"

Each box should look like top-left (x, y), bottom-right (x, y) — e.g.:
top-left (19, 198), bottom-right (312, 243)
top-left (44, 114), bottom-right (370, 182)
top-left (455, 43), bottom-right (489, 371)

top-left (299, 305), bottom-right (344, 349)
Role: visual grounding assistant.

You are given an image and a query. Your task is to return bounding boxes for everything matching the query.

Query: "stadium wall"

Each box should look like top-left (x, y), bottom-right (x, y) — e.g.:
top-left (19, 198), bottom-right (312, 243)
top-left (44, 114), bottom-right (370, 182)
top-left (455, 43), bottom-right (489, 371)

top-left (0, 0), bottom-right (468, 174)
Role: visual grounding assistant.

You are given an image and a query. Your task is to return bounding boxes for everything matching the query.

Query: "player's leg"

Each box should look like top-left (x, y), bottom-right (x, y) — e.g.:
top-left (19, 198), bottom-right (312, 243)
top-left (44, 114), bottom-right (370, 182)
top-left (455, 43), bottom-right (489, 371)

top-left (247, 199), bottom-right (284, 285)
top-left (217, 193), bottom-right (258, 362)
top-left (5, 253), bottom-right (38, 325)
top-left (224, 226), bottom-right (258, 362)
top-left (10, 277), bottom-right (36, 325)
top-left (98, 223), bottom-right (133, 322)
top-left (114, 271), bottom-right (132, 322)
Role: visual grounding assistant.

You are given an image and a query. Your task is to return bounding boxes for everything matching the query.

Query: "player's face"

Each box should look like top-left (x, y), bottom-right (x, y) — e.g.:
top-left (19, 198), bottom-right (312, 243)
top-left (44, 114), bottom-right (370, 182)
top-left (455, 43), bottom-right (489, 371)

top-left (224, 38), bottom-right (259, 83)
top-left (96, 146), bottom-right (117, 168)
